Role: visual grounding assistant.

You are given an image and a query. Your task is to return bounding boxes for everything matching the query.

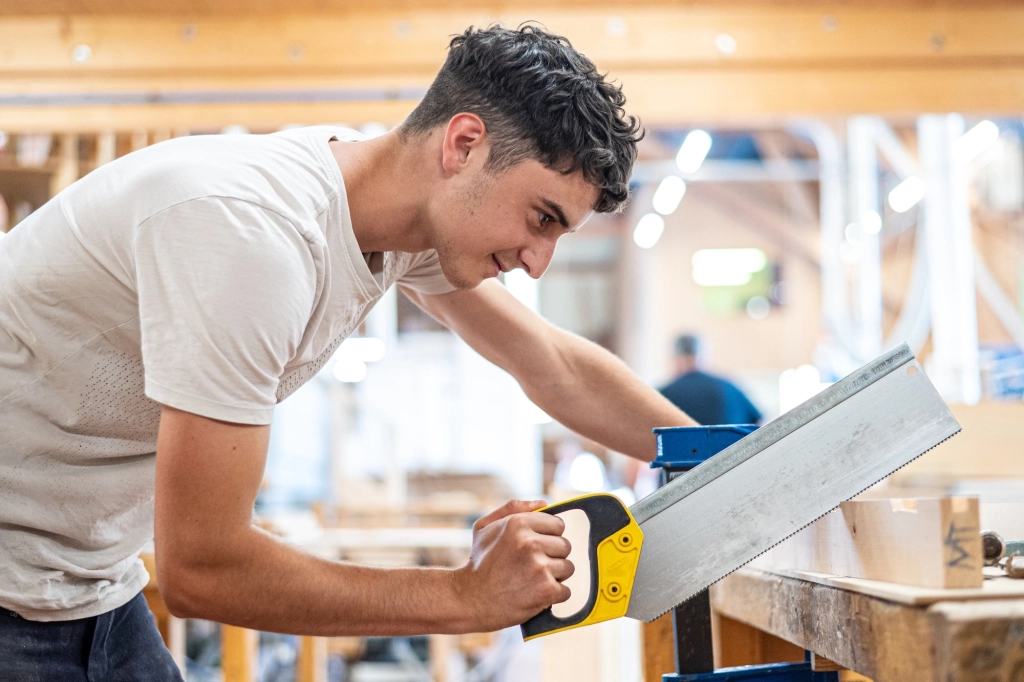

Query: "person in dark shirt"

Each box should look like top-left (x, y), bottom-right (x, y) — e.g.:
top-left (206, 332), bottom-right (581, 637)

top-left (659, 334), bottom-right (762, 426)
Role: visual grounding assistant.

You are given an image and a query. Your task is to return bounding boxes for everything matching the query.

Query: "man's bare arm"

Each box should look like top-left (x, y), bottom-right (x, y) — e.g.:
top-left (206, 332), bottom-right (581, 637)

top-left (154, 405), bottom-right (573, 635)
top-left (404, 280), bottom-right (697, 463)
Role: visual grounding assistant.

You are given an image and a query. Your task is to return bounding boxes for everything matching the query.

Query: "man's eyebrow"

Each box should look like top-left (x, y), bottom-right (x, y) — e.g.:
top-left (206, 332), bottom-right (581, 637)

top-left (540, 199), bottom-right (569, 228)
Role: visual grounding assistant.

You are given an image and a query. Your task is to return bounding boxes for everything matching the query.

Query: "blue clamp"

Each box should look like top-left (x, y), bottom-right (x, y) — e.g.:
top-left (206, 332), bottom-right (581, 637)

top-left (664, 653), bottom-right (840, 681)
top-left (652, 425), bottom-right (758, 470)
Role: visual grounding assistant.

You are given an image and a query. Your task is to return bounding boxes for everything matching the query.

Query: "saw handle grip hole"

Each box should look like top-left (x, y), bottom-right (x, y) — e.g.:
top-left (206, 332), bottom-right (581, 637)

top-left (907, 365), bottom-right (919, 376)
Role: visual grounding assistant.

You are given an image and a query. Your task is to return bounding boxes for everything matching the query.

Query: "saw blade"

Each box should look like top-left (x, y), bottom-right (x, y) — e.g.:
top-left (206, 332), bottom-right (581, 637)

top-left (625, 343), bottom-right (960, 622)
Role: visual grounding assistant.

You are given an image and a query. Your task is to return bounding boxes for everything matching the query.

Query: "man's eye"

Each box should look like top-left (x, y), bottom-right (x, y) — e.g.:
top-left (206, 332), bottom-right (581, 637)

top-left (539, 212), bottom-right (554, 225)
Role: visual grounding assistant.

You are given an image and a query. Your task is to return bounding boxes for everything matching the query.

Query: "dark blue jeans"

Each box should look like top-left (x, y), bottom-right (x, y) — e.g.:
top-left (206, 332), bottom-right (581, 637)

top-left (0, 592), bottom-right (184, 682)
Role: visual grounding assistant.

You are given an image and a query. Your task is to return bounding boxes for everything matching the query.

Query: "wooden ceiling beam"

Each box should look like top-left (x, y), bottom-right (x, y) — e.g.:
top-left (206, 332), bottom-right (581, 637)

top-left (4, 9), bottom-right (1024, 75)
top-left (2, 7), bottom-right (1023, 131)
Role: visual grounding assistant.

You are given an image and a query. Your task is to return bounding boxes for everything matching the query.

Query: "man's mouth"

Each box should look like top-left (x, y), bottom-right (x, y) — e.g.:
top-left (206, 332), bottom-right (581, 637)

top-left (492, 255), bottom-right (503, 277)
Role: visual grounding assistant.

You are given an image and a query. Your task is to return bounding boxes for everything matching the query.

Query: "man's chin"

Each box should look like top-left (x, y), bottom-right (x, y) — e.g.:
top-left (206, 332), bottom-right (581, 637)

top-left (437, 257), bottom-right (485, 291)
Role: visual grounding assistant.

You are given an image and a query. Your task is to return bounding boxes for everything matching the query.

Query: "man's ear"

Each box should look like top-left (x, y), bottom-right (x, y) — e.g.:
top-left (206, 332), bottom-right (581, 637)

top-left (441, 113), bottom-right (489, 176)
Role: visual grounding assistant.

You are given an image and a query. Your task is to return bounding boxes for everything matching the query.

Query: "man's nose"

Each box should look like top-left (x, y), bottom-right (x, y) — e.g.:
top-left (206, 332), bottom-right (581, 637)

top-left (520, 234), bottom-right (558, 279)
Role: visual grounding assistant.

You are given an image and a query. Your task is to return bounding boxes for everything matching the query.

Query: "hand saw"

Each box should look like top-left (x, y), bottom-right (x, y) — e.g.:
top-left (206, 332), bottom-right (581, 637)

top-left (521, 343), bottom-right (960, 640)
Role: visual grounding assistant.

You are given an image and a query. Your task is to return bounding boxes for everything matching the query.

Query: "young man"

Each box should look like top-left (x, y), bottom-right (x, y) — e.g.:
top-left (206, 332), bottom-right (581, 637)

top-left (0, 25), bottom-right (694, 677)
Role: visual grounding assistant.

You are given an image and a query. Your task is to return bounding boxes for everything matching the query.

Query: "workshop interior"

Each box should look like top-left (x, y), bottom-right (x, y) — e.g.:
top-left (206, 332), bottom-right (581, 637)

top-left (2, 2), bottom-right (1023, 682)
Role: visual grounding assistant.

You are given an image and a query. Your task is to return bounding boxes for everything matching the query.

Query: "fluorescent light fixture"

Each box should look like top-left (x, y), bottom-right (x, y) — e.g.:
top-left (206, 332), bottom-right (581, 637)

top-left (333, 356), bottom-right (367, 383)
top-left (691, 248), bottom-right (767, 287)
top-left (652, 176), bottom-right (687, 215)
top-left (633, 213), bottom-right (665, 249)
top-left (676, 130), bottom-right (713, 174)
top-left (888, 176), bottom-right (926, 213)
top-left (954, 120), bottom-right (999, 163)
top-left (861, 210), bottom-right (882, 235)
top-left (340, 336), bottom-right (385, 363)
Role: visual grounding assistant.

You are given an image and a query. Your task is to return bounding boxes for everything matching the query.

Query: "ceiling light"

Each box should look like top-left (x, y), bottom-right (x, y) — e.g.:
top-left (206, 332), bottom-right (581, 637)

top-left (715, 33), bottom-right (737, 55)
top-left (888, 176), bottom-right (926, 213)
top-left (954, 120), bottom-right (1000, 163)
top-left (861, 210), bottom-right (882, 235)
top-left (691, 248), bottom-right (767, 287)
top-left (676, 130), bottom-right (713, 174)
top-left (633, 213), bottom-right (665, 249)
top-left (71, 44), bottom-right (93, 64)
top-left (652, 176), bottom-right (687, 215)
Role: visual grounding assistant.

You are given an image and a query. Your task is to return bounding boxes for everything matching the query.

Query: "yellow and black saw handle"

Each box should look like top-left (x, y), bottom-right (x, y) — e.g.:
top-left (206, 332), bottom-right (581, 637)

top-left (520, 493), bottom-right (644, 640)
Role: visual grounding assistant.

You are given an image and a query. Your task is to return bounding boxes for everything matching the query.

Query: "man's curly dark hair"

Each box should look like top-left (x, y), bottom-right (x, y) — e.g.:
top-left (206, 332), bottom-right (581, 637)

top-left (401, 24), bottom-right (643, 214)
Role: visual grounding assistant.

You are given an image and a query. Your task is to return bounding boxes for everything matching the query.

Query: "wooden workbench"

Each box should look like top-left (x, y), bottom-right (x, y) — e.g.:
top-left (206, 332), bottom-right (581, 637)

top-left (711, 567), bottom-right (1024, 682)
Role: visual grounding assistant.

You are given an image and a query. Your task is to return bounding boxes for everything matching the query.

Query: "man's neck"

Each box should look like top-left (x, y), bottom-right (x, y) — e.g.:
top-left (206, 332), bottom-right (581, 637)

top-left (329, 130), bottom-right (436, 254)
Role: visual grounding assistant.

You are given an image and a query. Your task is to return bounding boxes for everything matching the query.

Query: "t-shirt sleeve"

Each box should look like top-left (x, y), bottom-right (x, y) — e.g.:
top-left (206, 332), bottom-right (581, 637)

top-left (134, 197), bottom-right (318, 425)
top-left (397, 249), bottom-right (457, 295)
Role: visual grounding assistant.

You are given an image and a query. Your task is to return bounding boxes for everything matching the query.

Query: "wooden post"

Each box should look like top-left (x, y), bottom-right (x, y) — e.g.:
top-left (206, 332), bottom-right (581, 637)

top-left (429, 634), bottom-right (456, 682)
top-left (95, 130), bottom-right (117, 166)
top-left (642, 613), bottom-right (675, 682)
top-left (49, 133), bottom-right (78, 196)
top-left (296, 636), bottom-right (328, 682)
top-left (221, 625), bottom-right (258, 682)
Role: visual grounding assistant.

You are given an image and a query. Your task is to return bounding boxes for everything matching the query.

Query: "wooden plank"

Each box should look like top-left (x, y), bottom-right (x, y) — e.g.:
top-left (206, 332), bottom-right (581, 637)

top-left (713, 568), bottom-right (931, 681)
top-left (753, 498), bottom-right (984, 589)
top-left (3, 63), bottom-right (1024, 132)
top-left (929, 600), bottom-right (1024, 681)
top-left (761, 567), bottom-right (1024, 606)
top-left (5, 9), bottom-right (1024, 76)
top-left (3, 8), bottom-right (1024, 131)
top-left (4, 0), bottom-right (1023, 16)
top-left (222, 625), bottom-right (259, 682)
top-left (714, 567), bottom-right (1024, 681)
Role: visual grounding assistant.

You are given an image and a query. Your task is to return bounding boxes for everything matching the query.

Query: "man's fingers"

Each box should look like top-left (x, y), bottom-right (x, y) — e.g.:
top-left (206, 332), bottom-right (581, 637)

top-left (533, 534), bottom-right (572, 560)
top-left (474, 499), bottom-right (546, 530)
top-left (550, 582), bottom-right (573, 605)
top-left (519, 511), bottom-right (565, 536)
top-left (549, 558), bottom-right (575, 582)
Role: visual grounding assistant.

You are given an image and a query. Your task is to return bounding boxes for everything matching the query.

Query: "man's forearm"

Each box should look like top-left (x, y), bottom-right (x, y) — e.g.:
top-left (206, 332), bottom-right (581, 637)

top-left (159, 526), bottom-right (470, 636)
top-left (521, 328), bottom-right (697, 461)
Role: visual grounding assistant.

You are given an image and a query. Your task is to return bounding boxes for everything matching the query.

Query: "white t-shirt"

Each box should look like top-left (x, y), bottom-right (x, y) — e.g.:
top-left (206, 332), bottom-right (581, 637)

top-left (0, 126), bottom-right (455, 620)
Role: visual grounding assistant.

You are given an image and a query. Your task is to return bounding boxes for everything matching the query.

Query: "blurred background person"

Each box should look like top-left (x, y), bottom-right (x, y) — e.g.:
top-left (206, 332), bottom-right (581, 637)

top-left (659, 334), bottom-right (762, 426)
